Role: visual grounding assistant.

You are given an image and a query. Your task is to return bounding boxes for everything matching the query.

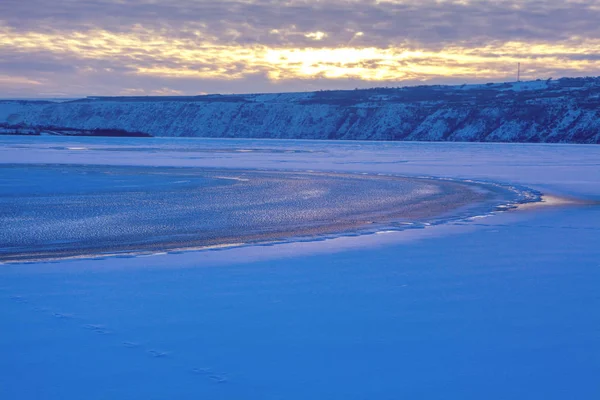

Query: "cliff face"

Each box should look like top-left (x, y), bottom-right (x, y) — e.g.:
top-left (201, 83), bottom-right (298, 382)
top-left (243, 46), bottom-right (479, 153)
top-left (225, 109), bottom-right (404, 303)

top-left (1, 77), bottom-right (600, 143)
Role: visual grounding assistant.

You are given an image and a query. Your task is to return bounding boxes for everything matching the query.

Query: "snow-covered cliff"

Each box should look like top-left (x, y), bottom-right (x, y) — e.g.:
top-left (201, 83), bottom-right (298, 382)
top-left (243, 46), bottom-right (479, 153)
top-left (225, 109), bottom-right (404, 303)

top-left (2, 77), bottom-right (600, 143)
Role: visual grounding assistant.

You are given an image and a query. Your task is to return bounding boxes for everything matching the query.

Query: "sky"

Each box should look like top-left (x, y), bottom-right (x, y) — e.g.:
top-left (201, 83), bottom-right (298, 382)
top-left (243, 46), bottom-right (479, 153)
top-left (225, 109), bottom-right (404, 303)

top-left (1, 0), bottom-right (600, 97)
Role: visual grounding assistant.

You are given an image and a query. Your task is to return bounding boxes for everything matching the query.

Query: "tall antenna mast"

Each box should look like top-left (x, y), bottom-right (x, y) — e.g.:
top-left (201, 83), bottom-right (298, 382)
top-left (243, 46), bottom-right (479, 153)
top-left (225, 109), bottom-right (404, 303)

top-left (517, 62), bottom-right (521, 82)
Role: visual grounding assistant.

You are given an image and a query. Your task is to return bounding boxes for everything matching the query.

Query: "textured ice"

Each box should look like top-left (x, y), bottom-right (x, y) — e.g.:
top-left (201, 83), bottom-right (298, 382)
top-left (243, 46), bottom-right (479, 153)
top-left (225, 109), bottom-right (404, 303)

top-left (0, 163), bottom-right (532, 262)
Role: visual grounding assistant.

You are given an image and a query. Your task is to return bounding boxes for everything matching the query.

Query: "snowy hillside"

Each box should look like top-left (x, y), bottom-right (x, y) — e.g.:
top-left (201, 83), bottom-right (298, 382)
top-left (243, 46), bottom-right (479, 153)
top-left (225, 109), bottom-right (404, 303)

top-left (1, 77), bottom-right (600, 143)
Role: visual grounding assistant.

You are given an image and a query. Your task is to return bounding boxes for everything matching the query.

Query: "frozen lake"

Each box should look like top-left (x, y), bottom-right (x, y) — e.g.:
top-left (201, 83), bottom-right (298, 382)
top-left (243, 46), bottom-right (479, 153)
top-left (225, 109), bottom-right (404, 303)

top-left (1, 136), bottom-right (599, 400)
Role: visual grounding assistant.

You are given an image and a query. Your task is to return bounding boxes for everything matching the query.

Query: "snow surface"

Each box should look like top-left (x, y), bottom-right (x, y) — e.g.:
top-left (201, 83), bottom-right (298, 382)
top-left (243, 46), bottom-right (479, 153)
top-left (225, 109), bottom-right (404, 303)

top-left (1, 136), bottom-right (599, 399)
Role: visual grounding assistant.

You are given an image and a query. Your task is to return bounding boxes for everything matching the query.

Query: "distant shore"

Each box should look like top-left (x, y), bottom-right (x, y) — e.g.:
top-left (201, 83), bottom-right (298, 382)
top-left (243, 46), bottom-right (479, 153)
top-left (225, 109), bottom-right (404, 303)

top-left (1, 76), bottom-right (599, 143)
top-left (0, 123), bottom-right (151, 137)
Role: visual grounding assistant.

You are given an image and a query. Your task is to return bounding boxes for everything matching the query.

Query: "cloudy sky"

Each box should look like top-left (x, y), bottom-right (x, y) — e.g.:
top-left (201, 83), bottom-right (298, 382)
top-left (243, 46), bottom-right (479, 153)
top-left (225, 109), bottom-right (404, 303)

top-left (1, 0), bottom-right (599, 97)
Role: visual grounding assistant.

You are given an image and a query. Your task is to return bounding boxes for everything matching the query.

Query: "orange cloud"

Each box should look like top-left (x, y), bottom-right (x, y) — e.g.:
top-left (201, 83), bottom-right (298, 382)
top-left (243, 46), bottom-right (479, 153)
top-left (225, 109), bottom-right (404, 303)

top-left (1, 25), bottom-right (600, 85)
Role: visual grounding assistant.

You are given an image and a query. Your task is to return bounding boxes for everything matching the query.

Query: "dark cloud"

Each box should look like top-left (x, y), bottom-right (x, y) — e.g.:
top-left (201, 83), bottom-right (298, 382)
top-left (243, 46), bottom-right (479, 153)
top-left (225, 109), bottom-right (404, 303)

top-left (2, 0), bottom-right (600, 47)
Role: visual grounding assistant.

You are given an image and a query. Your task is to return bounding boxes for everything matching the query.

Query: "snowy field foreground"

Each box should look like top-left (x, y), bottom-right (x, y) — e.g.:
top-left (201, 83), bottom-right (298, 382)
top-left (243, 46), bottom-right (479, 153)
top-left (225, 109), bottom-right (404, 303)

top-left (1, 136), bottom-right (599, 399)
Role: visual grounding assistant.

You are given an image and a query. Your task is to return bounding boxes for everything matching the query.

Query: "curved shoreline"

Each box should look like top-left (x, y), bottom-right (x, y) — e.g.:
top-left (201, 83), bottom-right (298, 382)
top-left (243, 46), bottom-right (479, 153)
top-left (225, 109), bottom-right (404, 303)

top-left (1, 164), bottom-right (540, 263)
